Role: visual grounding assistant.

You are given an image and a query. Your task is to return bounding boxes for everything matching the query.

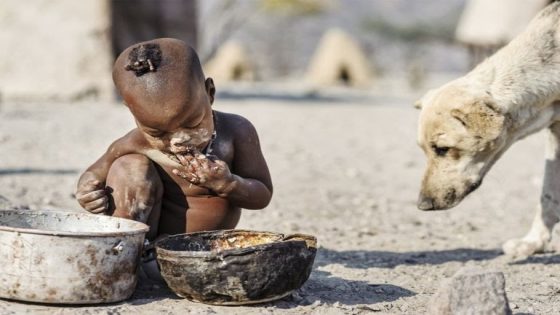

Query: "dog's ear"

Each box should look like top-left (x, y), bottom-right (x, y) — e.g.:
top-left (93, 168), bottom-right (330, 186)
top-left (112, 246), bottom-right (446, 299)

top-left (414, 89), bottom-right (437, 110)
top-left (451, 100), bottom-right (506, 140)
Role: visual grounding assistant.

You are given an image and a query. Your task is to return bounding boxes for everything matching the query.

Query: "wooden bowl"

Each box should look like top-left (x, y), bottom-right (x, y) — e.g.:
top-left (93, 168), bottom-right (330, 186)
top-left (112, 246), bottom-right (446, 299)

top-left (155, 229), bottom-right (317, 305)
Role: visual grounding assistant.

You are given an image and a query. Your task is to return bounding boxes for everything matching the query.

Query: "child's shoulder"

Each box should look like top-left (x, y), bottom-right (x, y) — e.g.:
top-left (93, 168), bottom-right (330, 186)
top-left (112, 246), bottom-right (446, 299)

top-left (214, 110), bottom-right (257, 135)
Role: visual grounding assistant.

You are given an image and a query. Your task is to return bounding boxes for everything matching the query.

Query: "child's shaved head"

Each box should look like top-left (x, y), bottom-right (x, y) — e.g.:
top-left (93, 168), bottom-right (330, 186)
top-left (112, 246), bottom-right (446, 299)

top-left (113, 38), bottom-right (210, 129)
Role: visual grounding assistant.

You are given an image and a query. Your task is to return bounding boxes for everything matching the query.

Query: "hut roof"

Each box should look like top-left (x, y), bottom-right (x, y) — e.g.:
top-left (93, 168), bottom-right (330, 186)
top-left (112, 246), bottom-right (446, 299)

top-left (204, 41), bottom-right (255, 82)
top-left (455, 0), bottom-right (549, 46)
top-left (306, 28), bottom-right (373, 87)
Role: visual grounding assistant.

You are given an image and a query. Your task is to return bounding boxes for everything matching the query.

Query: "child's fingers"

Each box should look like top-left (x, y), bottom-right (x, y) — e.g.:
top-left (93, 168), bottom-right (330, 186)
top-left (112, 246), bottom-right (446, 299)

top-left (84, 196), bottom-right (108, 212)
top-left (77, 189), bottom-right (106, 203)
top-left (176, 155), bottom-right (198, 173)
top-left (79, 179), bottom-right (102, 191)
top-left (179, 154), bottom-right (199, 165)
top-left (189, 158), bottom-right (201, 169)
top-left (199, 159), bottom-right (211, 173)
top-left (173, 169), bottom-right (200, 184)
top-left (211, 160), bottom-right (228, 174)
top-left (197, 175), bottom-right (208, 184)
top-left (176, 154), bottom-right (191, 166)
top-left (89, 205), bottom-right (107, 214)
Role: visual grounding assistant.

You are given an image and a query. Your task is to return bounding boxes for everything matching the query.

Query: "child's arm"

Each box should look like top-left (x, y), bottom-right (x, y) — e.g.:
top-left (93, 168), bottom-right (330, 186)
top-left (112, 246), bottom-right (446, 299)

top-left (76, 129), bottom-right (145, 213)
top-left (173, 118), bottom-right (272, 209)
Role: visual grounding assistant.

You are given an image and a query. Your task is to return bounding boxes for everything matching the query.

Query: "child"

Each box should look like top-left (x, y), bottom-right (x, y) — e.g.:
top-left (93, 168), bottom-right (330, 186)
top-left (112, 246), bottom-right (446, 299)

top-left (75, 38), bottom-right (273, 241)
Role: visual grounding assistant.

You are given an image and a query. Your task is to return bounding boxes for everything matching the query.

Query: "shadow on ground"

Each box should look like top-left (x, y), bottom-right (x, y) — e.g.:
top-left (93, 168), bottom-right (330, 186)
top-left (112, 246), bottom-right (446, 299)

top-left (301, 270), bottom-right (414, 304)
top-left (315, 247), bottom-right (503, 269)
top-left (216, 89), bottom-right (407, 106)
top-left (253, 268), bottom-right (415, 310)
top-left (509, 253), bottom-right (560, 265)
top-left (128, 279), bottom-right (179, 305)
top-left (0, 168), bottom-right (78, 176)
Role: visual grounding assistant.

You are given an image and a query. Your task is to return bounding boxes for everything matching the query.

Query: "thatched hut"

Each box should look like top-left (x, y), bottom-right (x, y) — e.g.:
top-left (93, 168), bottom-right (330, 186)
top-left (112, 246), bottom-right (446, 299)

top-left (306, 28), bottom-right (373, 87)
top-left (204, 41), bottom-right (256, 82)
top-left (455, 0), bottom-right (551, 68)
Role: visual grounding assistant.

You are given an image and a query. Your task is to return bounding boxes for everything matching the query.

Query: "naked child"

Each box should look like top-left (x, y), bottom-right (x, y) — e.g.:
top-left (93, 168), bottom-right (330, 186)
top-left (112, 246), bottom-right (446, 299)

top-left (75, 38), bottom-right (273, 242)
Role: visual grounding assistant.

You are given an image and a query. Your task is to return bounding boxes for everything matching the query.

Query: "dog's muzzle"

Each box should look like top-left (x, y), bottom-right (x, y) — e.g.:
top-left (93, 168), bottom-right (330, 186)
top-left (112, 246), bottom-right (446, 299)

top-left (417, 194), bottom-right (436, 211)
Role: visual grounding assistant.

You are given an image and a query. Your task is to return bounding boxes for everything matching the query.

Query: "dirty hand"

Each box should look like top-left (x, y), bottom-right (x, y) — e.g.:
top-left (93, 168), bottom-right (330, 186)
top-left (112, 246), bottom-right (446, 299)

top-left (76, 173), bottom-right (108, 214)
top-left (172, 153), bottom-right (236, 195)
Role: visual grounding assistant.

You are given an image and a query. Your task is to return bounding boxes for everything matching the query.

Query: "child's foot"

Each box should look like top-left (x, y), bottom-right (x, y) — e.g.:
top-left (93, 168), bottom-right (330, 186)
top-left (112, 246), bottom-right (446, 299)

top-left (139, 258), bottom-right (165, 284)
top-left (139, 239), bottom-right (165, 284)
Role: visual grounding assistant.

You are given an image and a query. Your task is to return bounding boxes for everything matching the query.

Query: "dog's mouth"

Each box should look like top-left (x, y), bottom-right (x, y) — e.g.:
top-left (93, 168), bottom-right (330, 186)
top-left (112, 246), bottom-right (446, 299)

top-left (465, 180), bottom-right (482, 195)
top-left (417, 195), bottom-right (456, 211)
top-left (417, 179), bottom-right (482, 211)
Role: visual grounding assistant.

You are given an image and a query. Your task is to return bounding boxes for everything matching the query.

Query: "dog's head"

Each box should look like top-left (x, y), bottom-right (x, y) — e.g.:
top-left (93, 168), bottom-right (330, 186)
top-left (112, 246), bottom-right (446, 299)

top-left (416, 84), bottom-right (509, 210)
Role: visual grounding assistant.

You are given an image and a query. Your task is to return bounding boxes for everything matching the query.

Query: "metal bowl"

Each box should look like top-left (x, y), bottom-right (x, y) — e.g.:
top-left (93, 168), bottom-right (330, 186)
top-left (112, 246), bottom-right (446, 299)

top-left (155, 229), bottom-right (317, 305)
top-left (0, 209), bottom-right (148, 304)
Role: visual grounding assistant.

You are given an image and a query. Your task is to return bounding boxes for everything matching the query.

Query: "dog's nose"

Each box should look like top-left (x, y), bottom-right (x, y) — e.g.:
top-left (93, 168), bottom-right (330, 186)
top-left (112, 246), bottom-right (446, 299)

top-left (417, 195), bottom-right (435, 210)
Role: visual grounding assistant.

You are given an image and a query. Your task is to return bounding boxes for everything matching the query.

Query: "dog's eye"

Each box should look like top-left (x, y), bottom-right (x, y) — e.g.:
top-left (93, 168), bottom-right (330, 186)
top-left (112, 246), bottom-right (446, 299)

top-left (432, 145), bottom-right (450, 157)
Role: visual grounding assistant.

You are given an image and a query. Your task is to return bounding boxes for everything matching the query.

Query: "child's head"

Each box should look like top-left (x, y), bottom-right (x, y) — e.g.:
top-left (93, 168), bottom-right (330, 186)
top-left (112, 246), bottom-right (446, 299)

top-left (113, 38), bottom-right (216, 154)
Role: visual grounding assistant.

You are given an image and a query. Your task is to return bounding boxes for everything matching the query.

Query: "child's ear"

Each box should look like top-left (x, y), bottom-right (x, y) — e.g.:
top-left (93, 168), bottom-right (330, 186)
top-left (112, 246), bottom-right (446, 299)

top-left (205, 78), bottom-right (216, 105)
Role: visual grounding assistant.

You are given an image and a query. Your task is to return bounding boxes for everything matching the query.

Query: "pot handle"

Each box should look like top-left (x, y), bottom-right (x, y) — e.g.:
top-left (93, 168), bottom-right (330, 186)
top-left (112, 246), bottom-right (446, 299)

top-left (112, 241), bottom-right (125, 255)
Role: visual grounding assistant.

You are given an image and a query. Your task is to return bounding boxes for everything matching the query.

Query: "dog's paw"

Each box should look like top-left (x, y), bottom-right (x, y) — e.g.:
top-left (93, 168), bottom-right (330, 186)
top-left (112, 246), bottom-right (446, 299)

top-left (502, 238), bottom-right (544, 258)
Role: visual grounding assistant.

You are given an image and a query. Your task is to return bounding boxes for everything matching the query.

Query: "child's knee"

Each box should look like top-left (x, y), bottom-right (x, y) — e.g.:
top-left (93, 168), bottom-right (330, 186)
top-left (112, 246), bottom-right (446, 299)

top-left (108, 154), bottom-right (152, 179)
top-left (107, 154), bottom-right (162, 221)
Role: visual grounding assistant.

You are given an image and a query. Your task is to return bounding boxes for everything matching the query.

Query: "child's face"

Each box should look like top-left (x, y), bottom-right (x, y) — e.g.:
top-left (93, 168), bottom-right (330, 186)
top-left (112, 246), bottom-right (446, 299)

top-left (136, 102), bottom-right (214, 155)
top-left (129, 77), bottom-right (216, 156)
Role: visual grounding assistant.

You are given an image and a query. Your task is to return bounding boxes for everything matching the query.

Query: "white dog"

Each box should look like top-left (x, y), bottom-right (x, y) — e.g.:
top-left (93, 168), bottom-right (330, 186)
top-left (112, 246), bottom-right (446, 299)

top-left (416, 2), bottom-right (560, 257)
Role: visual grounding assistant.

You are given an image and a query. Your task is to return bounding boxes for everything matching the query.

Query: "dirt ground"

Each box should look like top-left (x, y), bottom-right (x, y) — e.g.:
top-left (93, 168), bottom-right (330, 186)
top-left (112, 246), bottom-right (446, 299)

top-left (1, 85), bottom-right (560, 314)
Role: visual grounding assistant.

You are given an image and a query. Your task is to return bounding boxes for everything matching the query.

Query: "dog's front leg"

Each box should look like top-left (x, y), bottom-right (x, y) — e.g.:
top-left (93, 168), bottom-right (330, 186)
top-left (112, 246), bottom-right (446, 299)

top-left (503, 123), bottom-right (560, 257)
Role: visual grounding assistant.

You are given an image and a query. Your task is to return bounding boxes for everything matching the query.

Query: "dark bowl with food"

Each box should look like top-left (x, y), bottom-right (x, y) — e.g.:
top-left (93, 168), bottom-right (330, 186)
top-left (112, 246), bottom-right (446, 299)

top-left (155, 229), bottom-right (317, 305)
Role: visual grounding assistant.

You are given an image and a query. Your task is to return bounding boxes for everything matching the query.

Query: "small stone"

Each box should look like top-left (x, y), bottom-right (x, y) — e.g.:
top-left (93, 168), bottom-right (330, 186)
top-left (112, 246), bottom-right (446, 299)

top-left (309, 300), bottom-right (322, 309)
top-left (399, 304), bottom-right (409, 312)
top-left (355, 305), bottom-right (380, 312)
top-left (428, 267), bottom-right (512, 315)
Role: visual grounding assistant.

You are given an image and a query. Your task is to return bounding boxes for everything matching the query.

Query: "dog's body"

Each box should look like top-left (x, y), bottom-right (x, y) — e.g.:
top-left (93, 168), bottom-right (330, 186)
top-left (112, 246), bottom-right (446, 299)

top-left (417, 2), bottom-right (560, 257)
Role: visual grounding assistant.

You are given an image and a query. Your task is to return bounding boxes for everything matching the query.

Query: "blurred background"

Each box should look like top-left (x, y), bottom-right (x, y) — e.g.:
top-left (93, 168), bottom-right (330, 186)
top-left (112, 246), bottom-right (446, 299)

top-left (0, 0), bottom-right (552, 102)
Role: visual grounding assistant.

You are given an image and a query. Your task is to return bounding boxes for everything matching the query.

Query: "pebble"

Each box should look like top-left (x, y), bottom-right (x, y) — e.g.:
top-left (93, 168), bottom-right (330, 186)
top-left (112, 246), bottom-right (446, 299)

top-left (309, 300), bottom-right (322, 309)
top-left (399, 304), bottom-right (409, 312)
top-left (428, 267), bottom-right (511, 315)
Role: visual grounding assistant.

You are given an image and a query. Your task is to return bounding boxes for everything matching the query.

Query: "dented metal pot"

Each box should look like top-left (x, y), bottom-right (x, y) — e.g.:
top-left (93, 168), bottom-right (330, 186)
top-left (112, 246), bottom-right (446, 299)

top-left (0, 209), bottom-right (149, 304)
top-left (155, 229), bottom-right (317, 305)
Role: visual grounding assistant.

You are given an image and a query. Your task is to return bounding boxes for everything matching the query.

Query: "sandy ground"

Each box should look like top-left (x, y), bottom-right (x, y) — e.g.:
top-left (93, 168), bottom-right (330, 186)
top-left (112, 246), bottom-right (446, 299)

top-left (1, 86), bottom-right (560, 314)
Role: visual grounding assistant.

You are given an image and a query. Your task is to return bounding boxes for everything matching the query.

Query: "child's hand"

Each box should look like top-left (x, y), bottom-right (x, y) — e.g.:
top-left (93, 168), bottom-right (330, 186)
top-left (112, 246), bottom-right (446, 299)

top-left (172, 153), bottom-right (236, 195)
top-left (76, 174), bottom-right (108, 214)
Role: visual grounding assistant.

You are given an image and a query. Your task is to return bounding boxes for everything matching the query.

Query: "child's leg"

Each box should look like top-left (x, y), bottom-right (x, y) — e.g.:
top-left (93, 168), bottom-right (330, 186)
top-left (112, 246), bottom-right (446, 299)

top-left (105, 154), bottom-right (163, 240)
